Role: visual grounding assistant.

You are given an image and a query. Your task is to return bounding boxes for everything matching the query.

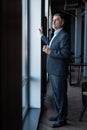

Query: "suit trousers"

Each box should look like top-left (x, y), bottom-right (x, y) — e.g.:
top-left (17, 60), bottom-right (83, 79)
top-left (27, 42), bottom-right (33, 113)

top-left (50, 74), bottom-right (68, 122)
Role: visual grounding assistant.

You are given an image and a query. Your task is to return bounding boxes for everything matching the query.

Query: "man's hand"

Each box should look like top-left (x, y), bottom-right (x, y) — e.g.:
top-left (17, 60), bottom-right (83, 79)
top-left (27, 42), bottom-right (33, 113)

top-left (42, 45), bottom-right (51, 54)
top-left (38, 27), bottom-right (43, 35)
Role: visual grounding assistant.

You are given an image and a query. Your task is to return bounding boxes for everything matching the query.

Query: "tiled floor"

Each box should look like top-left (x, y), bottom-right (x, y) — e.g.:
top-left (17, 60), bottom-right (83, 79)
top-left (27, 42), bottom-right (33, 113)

top-left (38, 70), bottom-right (87, 130)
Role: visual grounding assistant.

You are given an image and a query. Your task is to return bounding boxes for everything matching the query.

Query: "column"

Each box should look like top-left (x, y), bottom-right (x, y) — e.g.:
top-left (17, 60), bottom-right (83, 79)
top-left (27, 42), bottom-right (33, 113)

top-left (83, 2), bottom-right (87, 76)
top-left (75, 8), bottom-right (82, 63)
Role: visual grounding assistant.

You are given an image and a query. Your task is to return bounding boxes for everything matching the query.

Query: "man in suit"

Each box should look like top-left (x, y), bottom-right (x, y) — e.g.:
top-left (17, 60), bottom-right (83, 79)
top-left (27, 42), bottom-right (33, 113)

top-left (39, 13), bottom-right (71, 128)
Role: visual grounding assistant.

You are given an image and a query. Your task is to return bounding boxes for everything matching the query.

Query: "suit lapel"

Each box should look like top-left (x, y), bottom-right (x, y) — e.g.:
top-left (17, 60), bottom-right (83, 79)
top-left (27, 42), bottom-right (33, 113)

top-left (50, 29), bottom-right (64, 46)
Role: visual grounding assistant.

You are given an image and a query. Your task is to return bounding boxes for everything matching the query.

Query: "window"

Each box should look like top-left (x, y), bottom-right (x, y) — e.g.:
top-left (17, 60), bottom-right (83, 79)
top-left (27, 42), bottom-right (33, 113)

top-left (22, 0), bottom-right (29, 119)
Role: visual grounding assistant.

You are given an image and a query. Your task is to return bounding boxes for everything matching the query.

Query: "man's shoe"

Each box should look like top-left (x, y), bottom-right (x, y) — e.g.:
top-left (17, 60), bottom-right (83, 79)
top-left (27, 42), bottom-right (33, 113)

top-left (51, 120), bottom-right (67, 128)
top-left (48, 115), bottom-right (58, 121)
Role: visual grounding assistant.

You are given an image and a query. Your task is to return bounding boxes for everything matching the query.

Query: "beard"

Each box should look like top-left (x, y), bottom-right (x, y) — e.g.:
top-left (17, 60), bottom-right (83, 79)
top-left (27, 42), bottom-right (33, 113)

top-left (52, 24), bottom-right (59, 30)
top-left (52, 24), bottom-right (61, 30)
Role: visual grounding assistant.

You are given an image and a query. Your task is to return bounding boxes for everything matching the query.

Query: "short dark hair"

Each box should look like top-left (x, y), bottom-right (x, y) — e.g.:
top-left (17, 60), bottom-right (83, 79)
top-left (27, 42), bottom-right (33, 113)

top-left (53, 13), bottom-right (65, 21)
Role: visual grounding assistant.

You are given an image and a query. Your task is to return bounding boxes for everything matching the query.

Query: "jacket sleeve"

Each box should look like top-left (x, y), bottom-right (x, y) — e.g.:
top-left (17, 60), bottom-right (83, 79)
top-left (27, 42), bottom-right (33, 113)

top-left (50, 34), bottom-right (71, 59)
top-left (41, 35), bottom-right (50, 45)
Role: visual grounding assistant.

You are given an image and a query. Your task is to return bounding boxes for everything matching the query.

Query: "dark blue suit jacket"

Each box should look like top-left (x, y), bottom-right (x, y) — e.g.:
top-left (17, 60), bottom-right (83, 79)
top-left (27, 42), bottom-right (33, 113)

top-left (41, 29), bottom-right (71, 76)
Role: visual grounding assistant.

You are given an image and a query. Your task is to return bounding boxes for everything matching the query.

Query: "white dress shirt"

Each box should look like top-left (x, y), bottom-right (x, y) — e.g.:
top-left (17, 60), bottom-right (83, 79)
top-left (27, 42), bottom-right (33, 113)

top-left (49, 28), bottom-right (63, 48)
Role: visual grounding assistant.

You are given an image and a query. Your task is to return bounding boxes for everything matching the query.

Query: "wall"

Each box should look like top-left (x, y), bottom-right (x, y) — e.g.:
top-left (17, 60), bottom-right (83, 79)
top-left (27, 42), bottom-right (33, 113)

top-left (1, 0), bottom-right (22, 130)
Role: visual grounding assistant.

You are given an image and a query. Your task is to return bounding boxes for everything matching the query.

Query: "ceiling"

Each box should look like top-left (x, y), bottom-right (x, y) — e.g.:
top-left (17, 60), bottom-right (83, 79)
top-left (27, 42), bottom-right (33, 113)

top-left (51, 0), bottom-right (85, 16)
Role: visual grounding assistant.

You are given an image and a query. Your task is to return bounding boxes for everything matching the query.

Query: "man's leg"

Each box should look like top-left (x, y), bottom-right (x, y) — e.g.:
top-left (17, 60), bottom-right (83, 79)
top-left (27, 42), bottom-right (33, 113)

top-left (50, 75), bottom-right (68, 125)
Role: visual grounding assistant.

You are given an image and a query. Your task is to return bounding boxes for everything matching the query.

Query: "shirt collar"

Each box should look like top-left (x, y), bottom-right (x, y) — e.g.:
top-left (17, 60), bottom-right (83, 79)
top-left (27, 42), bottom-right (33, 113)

top-left (54, 28), bottom-right (63, 36)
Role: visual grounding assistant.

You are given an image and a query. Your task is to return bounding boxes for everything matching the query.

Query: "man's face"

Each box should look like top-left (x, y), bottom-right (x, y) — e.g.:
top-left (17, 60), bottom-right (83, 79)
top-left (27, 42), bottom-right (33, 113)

top-left (52, 15), bottom-right (64, 30)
